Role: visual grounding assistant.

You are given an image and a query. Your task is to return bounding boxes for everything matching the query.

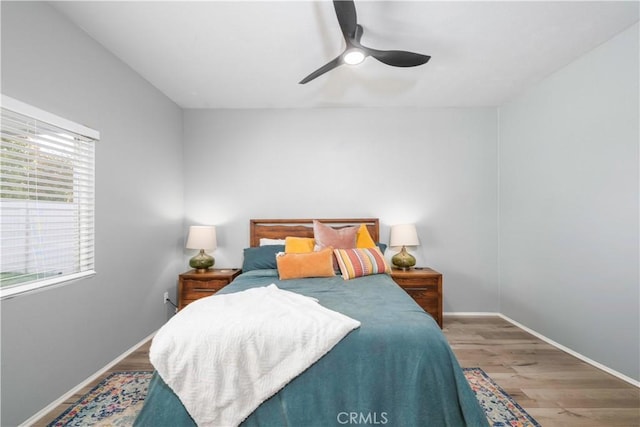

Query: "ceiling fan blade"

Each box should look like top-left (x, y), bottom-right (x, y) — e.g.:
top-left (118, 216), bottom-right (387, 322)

top-left (365, 48), bottom-right (431, 67)
top-left (333, 0), bottom-right (358, 40)
top-left (354, 24), bottom-right (364, 44)
top-left (299, 55), bottom-right (344, 84)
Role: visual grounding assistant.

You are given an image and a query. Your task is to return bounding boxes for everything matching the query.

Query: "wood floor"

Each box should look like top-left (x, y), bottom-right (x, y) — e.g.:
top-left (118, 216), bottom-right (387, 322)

top-left (33, 315), bottom-right (639, 426)
top-left (446, 316), bottom-right (640, 426)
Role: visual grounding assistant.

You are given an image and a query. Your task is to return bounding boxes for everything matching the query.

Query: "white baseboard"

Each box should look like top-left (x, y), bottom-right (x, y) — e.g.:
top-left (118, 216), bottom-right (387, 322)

top-left (444, 311), bottom-right (501, 317)
top-left (445, 311), bottom-right (639, 388)
top-left (21, 331), bottom-right (156, 426)
top-left (497, 314), bottom-right (640, 388)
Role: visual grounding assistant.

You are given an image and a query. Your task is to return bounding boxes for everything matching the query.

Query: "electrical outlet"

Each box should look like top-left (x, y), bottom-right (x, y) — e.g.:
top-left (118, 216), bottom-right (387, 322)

top-left (164, 291), bottom-right (169, 304)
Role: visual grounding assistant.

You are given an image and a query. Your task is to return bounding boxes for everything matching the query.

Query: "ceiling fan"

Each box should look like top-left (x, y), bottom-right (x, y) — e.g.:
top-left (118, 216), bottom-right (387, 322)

top-left (299, 0), bottom-right (431, 84)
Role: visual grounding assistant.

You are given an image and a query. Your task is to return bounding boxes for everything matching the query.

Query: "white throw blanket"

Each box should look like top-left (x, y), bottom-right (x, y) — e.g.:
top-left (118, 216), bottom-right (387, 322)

top-left (150, 284), bottom-right (361, 427)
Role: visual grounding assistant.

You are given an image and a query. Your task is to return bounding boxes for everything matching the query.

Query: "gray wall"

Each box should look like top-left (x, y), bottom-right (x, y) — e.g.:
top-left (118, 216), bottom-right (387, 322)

top-left (499, 23), bottom-right (639, 381)
top-left (183, 108), bottom-right (499, 313)
top-left (1, 2), bottom-right (184, 425)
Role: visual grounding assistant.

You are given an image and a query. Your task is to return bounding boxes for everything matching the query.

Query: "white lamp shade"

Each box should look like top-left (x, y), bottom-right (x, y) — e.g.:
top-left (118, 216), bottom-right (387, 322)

top-left (186, 226), bottom-right (217, 250)
top-left (389, 224), bottom-right (420, 247)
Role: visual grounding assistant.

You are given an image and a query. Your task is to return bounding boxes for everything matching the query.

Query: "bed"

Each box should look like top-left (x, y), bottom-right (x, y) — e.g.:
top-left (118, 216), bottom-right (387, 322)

top-left (134, 218), bottom-right (488, 427)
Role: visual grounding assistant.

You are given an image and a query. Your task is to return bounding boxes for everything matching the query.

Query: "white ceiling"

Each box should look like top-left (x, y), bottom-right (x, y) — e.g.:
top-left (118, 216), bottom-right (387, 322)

top-left (52, 1), bottom-right (639, 109)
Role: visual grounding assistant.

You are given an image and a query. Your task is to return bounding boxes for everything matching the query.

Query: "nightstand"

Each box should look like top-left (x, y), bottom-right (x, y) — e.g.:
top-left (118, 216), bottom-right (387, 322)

top-left (390, 267), bottom-right (443, 328)
top-left (178, 268), bottom-right (241, 310)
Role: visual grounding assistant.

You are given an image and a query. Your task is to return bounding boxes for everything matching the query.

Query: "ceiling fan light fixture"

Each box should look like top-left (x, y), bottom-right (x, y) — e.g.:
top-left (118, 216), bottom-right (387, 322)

top-left (343, 49), bottom-right (365, 65)
top-left (298, 0), bottom-right (430, 84)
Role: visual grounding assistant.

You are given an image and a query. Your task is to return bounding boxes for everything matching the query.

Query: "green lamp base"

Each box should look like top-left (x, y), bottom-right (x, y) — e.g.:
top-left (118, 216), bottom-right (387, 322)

top-left (391, 246), bottom-right (416, 270)
top-left (189, 249), bottom-right (215, 273)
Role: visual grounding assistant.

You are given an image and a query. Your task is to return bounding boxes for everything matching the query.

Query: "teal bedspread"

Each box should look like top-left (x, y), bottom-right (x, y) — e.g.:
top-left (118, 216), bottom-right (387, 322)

top-left (135, 270), bottom-right (488, 427)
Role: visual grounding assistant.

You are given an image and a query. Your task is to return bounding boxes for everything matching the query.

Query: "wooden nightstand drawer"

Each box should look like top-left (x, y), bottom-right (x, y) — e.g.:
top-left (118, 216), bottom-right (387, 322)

top-left (393, 276), bottom-right (439, 287)
top-left (405, 289), bottom-right (440, 322)
top-left (178, 269), bottom-right (241, 310)
top-left (181, 279), bottom-right (228, 299)
top-left (390, 267), bottom-right (443, 328)
top-left (403, 287), bottom-right (438, 300)
top-left (182, 278), bottom-right (228, 291)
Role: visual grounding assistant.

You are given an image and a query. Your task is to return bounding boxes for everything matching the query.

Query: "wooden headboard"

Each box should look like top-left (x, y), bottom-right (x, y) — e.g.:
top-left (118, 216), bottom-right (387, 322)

top-left (250, 218), bottom-right (379, 247)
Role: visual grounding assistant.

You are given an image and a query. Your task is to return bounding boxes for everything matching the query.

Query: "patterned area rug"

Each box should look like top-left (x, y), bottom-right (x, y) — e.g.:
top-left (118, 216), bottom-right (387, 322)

top-left (48, 371), bottom-right (152, 427)
top-left (49, 369), bottom-right (540, 426)
top-left (464, 367), bottom-right (541, 427)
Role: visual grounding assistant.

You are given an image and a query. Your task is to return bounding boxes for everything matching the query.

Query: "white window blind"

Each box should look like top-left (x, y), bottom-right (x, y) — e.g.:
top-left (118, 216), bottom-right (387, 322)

top-left (0, 95), bottom-right (99, 298)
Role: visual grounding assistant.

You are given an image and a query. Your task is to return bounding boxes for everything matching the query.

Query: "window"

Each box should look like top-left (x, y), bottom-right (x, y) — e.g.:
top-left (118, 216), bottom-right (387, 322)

top-left (1, 95), bottom-right (99, 298)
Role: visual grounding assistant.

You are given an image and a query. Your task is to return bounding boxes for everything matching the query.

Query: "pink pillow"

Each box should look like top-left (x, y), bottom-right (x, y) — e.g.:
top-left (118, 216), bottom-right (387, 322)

top-left (313, 220), bottom-right (358, 250)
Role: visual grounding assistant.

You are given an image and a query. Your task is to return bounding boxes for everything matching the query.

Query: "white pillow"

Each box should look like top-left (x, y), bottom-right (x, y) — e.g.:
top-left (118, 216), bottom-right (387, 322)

top-left (259, 238), bottom-right (286, 246)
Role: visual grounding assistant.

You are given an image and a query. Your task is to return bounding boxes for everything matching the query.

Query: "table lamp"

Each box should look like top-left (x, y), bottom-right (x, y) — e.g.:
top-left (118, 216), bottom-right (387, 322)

top-left (186, 225), bottom-right (217, 272)
top-left (389, 224), bottom-right (419, 270)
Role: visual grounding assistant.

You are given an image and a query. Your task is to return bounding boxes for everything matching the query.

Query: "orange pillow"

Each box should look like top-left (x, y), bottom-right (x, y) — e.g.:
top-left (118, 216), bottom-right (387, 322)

top-left (276, 247), bottom-right (335, 280)
top-left (356, 224), bottom-right (376, 248)
top-left (285, 236), bottom-right (315, 253)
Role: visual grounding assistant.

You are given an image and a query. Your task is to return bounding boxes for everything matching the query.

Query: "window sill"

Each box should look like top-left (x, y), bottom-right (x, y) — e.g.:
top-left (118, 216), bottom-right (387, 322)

top-left (0, 271), bottom-right (96, 300)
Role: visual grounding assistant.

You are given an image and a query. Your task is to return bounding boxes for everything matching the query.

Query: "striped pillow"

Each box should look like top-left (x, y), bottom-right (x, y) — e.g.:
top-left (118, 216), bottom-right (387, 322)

top-left (334, 247), bottom-right (390, 280)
